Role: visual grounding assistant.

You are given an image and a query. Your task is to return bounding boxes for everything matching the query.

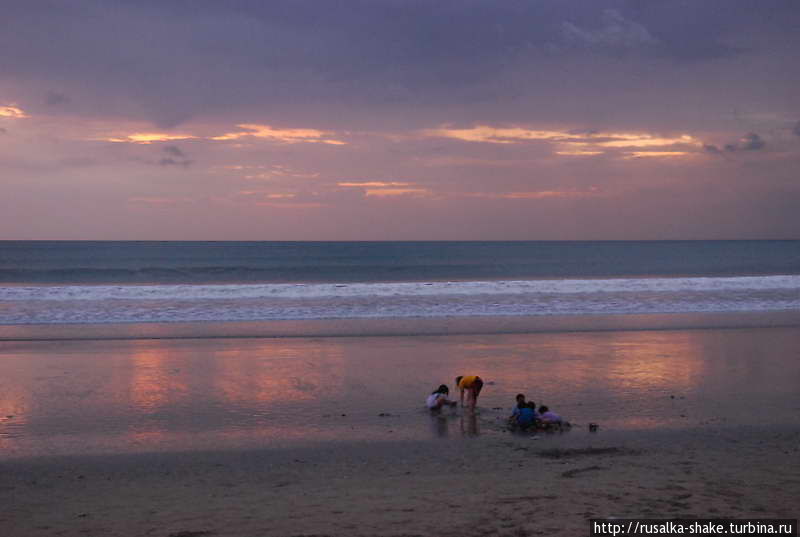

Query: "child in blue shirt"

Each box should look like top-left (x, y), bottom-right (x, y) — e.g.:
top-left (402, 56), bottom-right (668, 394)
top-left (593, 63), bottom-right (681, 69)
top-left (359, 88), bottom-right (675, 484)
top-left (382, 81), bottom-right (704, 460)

top-left (509, 394), bottom-right (538, 430)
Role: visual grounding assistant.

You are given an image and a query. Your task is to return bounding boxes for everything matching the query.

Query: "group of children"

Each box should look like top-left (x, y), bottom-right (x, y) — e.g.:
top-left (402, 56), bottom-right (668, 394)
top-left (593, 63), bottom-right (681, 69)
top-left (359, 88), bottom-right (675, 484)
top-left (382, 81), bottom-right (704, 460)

top-left (507, 393), bottom-right (567, 432)
top-left (426, 376), bottom-right (568, 432)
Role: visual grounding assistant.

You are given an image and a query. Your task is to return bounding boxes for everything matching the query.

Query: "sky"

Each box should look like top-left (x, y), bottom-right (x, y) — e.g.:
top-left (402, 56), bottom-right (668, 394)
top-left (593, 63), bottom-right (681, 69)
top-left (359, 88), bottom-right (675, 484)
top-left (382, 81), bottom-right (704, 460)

top-left (2, 0), bottom-right (799, 240)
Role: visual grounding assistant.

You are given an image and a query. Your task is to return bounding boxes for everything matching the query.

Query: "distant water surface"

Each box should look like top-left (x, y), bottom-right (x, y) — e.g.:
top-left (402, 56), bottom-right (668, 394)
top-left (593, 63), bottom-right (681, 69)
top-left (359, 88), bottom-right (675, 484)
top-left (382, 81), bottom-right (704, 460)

top-left (3, 240), bottom-right (800, 284)
top-left (1, 241), bottom-right (799, 332)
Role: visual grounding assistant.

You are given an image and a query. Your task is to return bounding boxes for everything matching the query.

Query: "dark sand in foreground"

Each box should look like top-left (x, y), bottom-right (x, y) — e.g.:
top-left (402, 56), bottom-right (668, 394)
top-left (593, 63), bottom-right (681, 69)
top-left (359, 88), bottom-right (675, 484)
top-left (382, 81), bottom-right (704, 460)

top-left (4, 425), bottom-right (799, 536)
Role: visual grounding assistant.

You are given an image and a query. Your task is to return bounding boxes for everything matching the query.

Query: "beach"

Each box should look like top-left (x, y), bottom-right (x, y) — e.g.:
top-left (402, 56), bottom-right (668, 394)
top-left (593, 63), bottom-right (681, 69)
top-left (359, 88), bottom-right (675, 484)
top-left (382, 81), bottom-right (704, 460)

top-left (2, 322), bottom-right (800, 536)
top-left (4, 424), bottom-right (799, 537)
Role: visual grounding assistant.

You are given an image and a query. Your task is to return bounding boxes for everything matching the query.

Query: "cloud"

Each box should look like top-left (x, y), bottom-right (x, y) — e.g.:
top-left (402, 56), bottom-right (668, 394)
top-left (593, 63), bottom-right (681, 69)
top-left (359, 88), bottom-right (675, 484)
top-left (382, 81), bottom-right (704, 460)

top-left (45, 91), bottom-right (70, 106)
top-left (422, 125), bottom-right (576, 144)
top-left (238, 164), bottom-right (320, 181)
top-left (128, 196), bottom-right (196, 208)
top-left (422, 125), bottom-right (699, 159)
top-left (0, 105), bottom-right (28, 118)
top-left (105, 133), bottom-right (198, 144)
top-left (554, 150), bottom-right (604, 156)
top-left (337, 181), bottom-right (413, 188)
top-left (336, 181), bottom-right (429, 197)
top-left (163, 145), bottom-right (185, 158)
top-left (158, 158), bottom-right (191, 167)
top-left (594, 134), bottom-right (696, 148)
top-left (793, 121), bottom-right (800, 137)
top-left (211, 124), bottom-right (347, 145)
top-left (1, 2), bottom-right (776, 129)
top-left (709, 133), bottom-right (767, 154)
top-left (465, 189), bottom-right (602, 200)
top-left (59, 157), bottom-right (96, 168)
top-left (562, 9), bottom-right (658, 50)
top-left (158, 146), bottom-right (191, 167)
top-left (740, 132), bottom-right (765, 151)
top-left (0, 127), bottom-right (6, 135)
top-left (623, 151), bottom-right (690, 159)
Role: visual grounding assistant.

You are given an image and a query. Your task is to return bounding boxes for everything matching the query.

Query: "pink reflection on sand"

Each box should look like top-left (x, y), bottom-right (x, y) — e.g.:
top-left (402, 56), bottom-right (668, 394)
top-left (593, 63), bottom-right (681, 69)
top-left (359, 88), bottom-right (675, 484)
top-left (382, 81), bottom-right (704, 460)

top-left (127, 429), bottom-right (168, 445)
top-left (452, 331), bottom-right (705, 395)
top-left (0, 348), bottom-right (34, 445)
top-left (211, 340), bottom-right (346, 405)
top-left (128, 343), bottom-right (189, 412)
top-left (596, 331), bottom-right (706, 393)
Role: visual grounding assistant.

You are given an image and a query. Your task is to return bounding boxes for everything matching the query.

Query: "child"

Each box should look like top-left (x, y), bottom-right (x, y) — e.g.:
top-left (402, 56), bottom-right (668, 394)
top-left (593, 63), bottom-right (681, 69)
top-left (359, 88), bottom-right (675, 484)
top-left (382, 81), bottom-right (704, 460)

top-left (538, 405), bottom-right (562, 425)
top-left (455, 375), bottom-right (484, 410)
top-left (509, 395), bottom-right (537, 431)
top-left (426, 384), bottom-right (457, 410)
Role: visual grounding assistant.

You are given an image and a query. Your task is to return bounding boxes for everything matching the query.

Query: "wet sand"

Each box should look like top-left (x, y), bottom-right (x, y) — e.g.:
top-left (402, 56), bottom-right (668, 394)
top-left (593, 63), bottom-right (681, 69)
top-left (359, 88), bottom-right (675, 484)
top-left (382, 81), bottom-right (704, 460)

top-left (2, 322), bottom-right (800, 535)
top-left (3, 424), bottom-right (799, 537)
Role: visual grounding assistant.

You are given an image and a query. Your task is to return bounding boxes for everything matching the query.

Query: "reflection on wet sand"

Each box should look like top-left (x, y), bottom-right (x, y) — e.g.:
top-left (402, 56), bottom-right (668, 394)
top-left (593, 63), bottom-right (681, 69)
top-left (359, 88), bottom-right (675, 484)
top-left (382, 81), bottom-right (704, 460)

top-left (428, 410), bottom-right (478, 438)
top-left (211, 341), bottom-right (345, 405)
top-left (460, 412), bottom-right (479, 437)
top-left (2, 325), bottom-right (799, 458)
top-left (123, 338), bottom-right (350, 412)
top-left (453, 330), bottom-right (707, 397)
top-left (599, 331), bottom-right (706, 394)
top-left (430, 413), bottom-right (450, 438)
top-left (129, 343), bottom-right (189, 412)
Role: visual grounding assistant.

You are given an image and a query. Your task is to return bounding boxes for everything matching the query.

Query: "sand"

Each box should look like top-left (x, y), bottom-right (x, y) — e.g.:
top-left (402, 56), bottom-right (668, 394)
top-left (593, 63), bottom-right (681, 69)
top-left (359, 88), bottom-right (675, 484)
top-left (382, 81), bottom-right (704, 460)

top-left (2, 323), bottom-right (800, 536)
top-left (4, 420), bottom-right (799, 537)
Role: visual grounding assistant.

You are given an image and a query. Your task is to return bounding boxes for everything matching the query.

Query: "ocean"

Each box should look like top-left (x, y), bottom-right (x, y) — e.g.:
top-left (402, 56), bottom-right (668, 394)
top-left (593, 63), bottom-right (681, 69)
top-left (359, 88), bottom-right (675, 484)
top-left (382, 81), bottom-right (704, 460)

top-left (1, 241), bottom-right (799, 330)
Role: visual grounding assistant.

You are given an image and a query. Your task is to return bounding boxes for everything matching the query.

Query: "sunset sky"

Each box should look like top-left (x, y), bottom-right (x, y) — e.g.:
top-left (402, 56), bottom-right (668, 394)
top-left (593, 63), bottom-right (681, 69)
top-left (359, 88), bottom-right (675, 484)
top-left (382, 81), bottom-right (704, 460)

top-left (2, 1), bottom-right (799, 240)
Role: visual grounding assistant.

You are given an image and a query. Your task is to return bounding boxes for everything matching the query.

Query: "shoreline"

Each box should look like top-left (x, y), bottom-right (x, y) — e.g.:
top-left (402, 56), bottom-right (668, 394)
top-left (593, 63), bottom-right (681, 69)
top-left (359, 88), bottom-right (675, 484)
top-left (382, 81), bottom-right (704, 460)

top-left (2, 310), bottom-right (800, 342)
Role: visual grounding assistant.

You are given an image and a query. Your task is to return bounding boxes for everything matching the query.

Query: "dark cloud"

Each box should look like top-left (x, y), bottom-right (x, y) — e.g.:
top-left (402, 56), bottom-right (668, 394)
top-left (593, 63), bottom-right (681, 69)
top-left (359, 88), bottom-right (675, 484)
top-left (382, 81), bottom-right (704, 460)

top-left (163, 145), bottom-right (185, 158)
top-left (561, 9), bottom-right (658, 51)
top-left (158, 146), bottom-right (191, 167)
top-left (713, 133), bottom-right (768, 153)
top-left (45, 91), bottom-right (70, 106)
top-left (59, 157), bottom-right (96, 168)
top-left (740, 133), bottom-right (765, 151)
top-left (158, 158), bottom-right (192, 168)
top-left (2, 1), bottom-right (792, 127)
top-left (793, 121), bottom-right (800, 137)
top-left (0, 127), bottom-right (7, 135)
